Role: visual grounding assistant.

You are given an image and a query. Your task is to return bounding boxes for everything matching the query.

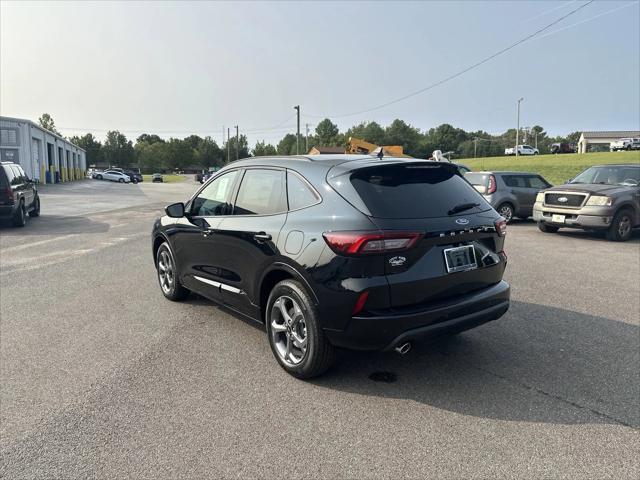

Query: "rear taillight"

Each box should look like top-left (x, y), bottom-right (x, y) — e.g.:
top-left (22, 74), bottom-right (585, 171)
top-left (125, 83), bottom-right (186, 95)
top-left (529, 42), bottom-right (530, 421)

top-left (3, 185), bottom-right (13, 202)
top-left (323, 231), bottom-right (422, 255)
top-left (487, 175), bottom-right (497, 194)
top-left (495, 218), bottom-right (507, 237)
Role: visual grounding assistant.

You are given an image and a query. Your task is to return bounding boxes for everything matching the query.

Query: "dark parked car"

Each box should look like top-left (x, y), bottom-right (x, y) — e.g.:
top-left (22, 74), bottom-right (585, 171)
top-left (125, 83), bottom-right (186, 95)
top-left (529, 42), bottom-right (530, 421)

top-left (465, 171), bottom-right (552, 223)
top-left (124, 169), bottom-right (143, 183)
top-left (152, 173), bottom-right (164, 183)
top-left (533, 164), bottom-right (640, 241)
top-left (0, 161), bottom-right (40, 227)
top-left (550, 143), bottom-right (576, 154)
top-left (151, 155), bottom-right (510, 378)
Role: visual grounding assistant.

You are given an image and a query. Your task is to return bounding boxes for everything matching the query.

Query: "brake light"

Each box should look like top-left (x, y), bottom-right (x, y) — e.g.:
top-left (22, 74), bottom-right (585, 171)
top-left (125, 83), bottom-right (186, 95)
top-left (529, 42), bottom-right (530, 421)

top-left (3, 185), bottom-right (12, 202)
top-left (487, 174), bottom-right (497, 194)
top-left (323, 231), bottom-right (422, 255)
top-left (494, 218), bottom-right (507, 236)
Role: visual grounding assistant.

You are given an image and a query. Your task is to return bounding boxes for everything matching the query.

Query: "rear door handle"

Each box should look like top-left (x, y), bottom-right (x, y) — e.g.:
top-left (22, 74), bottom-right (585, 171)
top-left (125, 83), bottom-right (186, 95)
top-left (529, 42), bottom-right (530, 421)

top-left (253, 232), bottom-right (272, 242)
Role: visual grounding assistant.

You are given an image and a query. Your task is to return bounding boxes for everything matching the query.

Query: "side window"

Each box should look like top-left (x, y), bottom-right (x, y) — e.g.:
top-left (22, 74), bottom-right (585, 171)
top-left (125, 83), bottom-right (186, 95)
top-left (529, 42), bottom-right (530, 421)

top-left (527, 176), bottom-right (550, 189)
top-left (287, 171), bottom-right (319, 211)
top-left (233, 169), bottom-right (286, 215)
top-left (3, 166), bottom-right (16, 185)
top-left (191, 170), bottom-right (238, 216)
top-left (503, 175), bottom-right (526, 188)
top-left (10, 165), bottom-right (23, 184)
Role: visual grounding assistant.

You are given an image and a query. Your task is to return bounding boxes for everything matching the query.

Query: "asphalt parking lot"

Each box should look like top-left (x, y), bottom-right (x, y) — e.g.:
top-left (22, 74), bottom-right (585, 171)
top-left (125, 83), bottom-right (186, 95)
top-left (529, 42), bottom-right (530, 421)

top-left (1, 179), bottom-right (638, 479)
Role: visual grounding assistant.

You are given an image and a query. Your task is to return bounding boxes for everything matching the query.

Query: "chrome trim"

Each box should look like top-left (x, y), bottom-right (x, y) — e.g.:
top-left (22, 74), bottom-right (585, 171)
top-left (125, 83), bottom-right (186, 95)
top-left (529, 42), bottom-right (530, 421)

top-left (544, 191), bottom-right (588, 208)
top-left (194, 275), bottom-right (242, 294)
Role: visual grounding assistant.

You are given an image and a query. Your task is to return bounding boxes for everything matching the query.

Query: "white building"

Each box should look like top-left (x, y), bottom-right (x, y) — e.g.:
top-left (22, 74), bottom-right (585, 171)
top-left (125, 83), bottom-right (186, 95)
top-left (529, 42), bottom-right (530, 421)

top-left (577, 131), bottom-right (640, 154)
top-left (0, 115), bottom-right (86, 184)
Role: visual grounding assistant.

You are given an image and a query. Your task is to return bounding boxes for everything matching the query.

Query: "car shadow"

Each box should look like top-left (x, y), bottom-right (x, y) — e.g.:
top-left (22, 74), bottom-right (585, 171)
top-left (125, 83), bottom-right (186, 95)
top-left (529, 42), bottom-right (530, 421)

top-left (0, 215), bottom-right (110, 235)
top-left (308, 300), bottom-right (639, 428)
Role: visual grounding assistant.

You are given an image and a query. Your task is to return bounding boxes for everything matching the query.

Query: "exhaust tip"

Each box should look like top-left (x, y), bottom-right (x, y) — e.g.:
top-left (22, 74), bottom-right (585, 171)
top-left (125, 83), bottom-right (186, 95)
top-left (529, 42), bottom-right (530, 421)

top-left (394, 342), bottom-right (411, 355)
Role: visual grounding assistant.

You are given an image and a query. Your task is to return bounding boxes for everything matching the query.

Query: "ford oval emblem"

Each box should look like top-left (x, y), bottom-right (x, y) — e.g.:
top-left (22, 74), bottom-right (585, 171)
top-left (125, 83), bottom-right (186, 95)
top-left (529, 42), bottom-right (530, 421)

top-left (558, 196), bottom-right (568, 203)
top-left (455, 218), bottom-right (470, 225)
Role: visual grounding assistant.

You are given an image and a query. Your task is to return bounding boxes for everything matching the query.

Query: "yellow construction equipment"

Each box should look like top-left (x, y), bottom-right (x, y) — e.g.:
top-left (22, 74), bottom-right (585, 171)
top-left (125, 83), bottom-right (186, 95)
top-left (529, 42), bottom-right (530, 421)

top-left (346, 137), bottom-right (412, 158)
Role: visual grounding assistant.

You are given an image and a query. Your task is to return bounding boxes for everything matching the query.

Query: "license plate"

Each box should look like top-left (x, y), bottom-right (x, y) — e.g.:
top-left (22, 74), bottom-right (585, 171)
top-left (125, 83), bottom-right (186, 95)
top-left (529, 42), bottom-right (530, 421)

top-left (443, 245), bottom-right (477, 273)
top-left (552, 214), bottom-right (565, 223)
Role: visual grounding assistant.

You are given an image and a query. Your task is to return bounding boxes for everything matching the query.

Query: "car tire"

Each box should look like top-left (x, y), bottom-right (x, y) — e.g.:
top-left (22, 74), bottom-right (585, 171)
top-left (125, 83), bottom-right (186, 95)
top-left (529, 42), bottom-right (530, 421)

top-left (606, 208), bottom-right (634, 242)
top-left (156, 242), bottom-right (189, 301)
top-left (96, 174), bottom-right (103, 180)
top-left (28, 195), bottom-right (40, 217)
top-left (266, 279), bottom-right (334, 379)
top-left (496, 203), bottom-right (514, 223)
top-left (118, 178), bottom-right (124, 183)
top-left (626, 145), bottom-right (631, 151)
top-left (538, 222), bottom-right (559, 233)
top-left (12, 200), bottom-right (26, 227)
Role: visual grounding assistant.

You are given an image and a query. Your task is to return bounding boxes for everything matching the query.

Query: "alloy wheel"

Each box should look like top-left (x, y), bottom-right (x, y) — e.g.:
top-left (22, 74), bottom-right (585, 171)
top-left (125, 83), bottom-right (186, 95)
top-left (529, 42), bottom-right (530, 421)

top-left (618, 215), bottom-right (631, 238)
top-left (270, 295), bottom-right (308, 366)
top-left (157, 250), bottom-right (174, 294)
top-left (499, 204), bottom-right (513, 222)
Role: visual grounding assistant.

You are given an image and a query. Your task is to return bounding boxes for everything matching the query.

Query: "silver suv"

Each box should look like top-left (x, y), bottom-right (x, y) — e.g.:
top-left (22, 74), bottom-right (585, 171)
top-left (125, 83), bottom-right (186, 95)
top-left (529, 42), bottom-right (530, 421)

top-left (465, 171), bottom-right (552, 223)
top-left (533, 164), bottom-right (640, 241)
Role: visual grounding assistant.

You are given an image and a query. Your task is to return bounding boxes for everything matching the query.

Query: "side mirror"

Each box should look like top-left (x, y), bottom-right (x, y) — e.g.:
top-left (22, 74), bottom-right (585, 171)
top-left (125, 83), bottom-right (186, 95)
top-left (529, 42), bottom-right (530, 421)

top-left (565, 178), bottom-right (572, 184)
top-left (165, 202), bottom-right (185, 218)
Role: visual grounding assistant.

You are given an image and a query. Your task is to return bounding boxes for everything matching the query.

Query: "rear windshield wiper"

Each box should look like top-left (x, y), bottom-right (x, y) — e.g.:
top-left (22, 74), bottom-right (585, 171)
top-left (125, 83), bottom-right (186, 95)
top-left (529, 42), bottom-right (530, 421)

top-left (448, 202), bottom-right (480, 215)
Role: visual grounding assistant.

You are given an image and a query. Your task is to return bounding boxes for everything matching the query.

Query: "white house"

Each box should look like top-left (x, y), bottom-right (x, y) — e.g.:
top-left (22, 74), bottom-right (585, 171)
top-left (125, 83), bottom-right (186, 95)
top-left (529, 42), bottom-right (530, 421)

top-left (0, 115), bottom-right (86, 184)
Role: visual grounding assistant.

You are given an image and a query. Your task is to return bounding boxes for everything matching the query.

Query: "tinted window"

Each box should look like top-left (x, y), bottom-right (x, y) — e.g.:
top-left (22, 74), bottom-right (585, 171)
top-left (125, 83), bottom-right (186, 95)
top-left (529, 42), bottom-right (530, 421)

top-left (464, 172), bottom-right (488, 187)
top-left (503, 175), bottom-right (527, 187)
top-left (527, 176), bottom-right (550, 189)
top-left (350, 164), bottom-right (488, 219)
top-left (287, 171), bottom-right (319, 210)
top-left (234, 169), bottom-right (286, 215)
top-left (0, 166), bottom-right (14, 186)
top-left (192, 170), bottom-right (238, 216)
top-left (10, 165), bottom-right (24, 184)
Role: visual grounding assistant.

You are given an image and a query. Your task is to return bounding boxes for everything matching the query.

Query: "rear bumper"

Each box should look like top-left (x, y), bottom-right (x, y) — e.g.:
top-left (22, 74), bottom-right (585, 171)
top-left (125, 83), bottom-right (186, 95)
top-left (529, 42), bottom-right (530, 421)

top-left (0, 205), bottom-right (16, 218)
top-left (324, 280), bottom-right (510, 351)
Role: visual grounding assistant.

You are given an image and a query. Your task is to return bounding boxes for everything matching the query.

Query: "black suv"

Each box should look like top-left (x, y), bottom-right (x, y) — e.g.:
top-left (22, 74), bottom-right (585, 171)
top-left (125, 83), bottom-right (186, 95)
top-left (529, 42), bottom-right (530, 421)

top-left (152, 156), bottom-right (510, 378)
top-left (0, 162), bottom-right (40, 227)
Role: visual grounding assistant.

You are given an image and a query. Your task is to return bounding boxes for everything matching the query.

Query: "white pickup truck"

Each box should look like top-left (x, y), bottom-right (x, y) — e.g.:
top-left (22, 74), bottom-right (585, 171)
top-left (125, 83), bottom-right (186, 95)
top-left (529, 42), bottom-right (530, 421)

top-left (504, 144), bottom-right (539, 156)
top-left (610, 138), bottom-right (640, 151)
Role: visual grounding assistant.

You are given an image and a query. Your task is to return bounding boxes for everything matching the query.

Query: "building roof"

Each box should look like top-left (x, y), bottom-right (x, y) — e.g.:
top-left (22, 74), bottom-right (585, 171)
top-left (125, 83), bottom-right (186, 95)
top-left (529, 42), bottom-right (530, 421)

top-left (580, 131), bottom-right (640, 139)
top-left (0, 115), bottom-right (86, 152)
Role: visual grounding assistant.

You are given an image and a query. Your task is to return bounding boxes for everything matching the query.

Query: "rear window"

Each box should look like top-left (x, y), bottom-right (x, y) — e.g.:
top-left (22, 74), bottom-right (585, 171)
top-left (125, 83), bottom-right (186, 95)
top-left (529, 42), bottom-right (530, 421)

top-left (465, 173), bottom-right (488, 187)
top-left (349, 164), bottom-right (488, 219)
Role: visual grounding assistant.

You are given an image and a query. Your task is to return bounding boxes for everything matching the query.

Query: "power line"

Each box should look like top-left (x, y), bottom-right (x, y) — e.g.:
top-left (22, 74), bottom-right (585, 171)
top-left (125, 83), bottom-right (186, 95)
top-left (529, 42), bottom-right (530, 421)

top-left (303, 0), bottom-right (595, 119)
top-left (522, 0), bottom-right (578, 23)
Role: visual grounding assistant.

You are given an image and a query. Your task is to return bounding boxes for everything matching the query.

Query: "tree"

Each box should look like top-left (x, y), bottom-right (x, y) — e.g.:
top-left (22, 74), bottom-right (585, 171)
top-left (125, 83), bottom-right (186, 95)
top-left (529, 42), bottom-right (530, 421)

top-left (385, 119), bottom-right (423, 157)
top-left (136, 133), bottom-right (165, 145)
top-left (69, 133), bottom-right (104, 166)
top-left (252, 141), bottom-right (277, 157)
top-left (196, 136), bottom-right (223, 168)
top-left (38, 113), bottom-right (62, 136)
top-left (277, 134), bottom-right (298, 155)
top-left (183, 135), bottom-right (204, 150)
top-left (225, 134), bottom-right (250, 160)
top-left (103, 130), bottom-right (135, 167)
top-left (423, 123), bottom-right (469, 157)
top-left (315, 118), bottom-right (340, 146)
top-left (345, 121), bottom-right (386, 145)
top-left (135, 141), bottom-right (167, 173)
top-left (164, 138), bottom-right (195, 171)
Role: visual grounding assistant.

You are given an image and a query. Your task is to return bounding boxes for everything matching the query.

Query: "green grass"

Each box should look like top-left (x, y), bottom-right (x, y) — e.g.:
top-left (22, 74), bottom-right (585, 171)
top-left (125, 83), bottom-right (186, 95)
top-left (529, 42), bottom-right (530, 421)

top-left (461, 151), bottom-right (640, 185)
top-left (142, 174), bottom-right (186, 183)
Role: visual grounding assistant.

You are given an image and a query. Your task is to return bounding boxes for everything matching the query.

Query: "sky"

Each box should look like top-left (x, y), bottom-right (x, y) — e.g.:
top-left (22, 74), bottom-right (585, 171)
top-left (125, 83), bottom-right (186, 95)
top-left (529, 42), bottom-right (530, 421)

top-left (1, 0), bottom-right (639, 146)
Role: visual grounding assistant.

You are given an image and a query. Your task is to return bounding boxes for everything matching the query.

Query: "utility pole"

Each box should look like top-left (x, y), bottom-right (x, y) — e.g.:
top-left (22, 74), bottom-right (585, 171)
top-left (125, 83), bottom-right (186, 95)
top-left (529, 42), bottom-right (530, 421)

top-left (515, 97), bottom-right (524, 157)
top-left (235, 125), bottom-right (239, 160)
top-left (305, 123), bottom-right (309, 152)
top-left (227, 127), bottom-right (230, 163)
top-left (294, 105), bottom-right (300, 155)
top-left (474, 137), bottom-right (478, 159)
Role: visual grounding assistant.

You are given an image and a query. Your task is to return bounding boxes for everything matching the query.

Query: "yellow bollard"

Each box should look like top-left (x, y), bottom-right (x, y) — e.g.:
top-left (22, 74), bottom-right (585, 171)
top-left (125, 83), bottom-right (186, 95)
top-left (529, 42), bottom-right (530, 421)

top-left (40, 164), bottom-right (46, 184)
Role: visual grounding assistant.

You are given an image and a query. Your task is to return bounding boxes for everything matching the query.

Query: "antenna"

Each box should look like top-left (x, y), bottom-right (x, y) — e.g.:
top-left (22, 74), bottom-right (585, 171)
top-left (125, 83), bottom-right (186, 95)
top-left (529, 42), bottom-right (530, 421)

top-left (373, 146), bottom-right (384, 159)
